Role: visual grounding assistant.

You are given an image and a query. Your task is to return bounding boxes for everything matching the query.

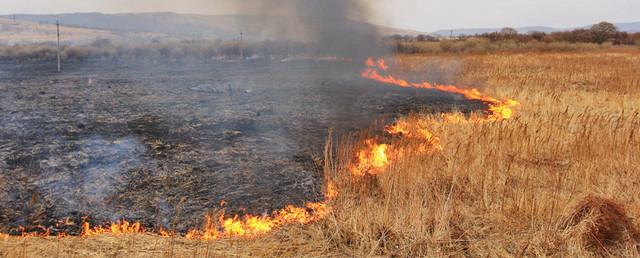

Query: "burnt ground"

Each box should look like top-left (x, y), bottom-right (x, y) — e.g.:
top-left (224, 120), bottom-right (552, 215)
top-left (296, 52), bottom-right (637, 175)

top-left (0, 58), bottom-right (485, 234)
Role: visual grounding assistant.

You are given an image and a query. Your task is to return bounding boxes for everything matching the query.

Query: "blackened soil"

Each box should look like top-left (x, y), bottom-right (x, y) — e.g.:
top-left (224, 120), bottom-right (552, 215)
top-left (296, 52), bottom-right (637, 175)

top-left (0, 58), bottom-right (485, 234)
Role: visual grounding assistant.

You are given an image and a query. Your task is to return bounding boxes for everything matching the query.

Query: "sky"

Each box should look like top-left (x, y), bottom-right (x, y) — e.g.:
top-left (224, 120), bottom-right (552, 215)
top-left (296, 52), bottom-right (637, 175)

top-left (0, 0), bottom-right (638, 32)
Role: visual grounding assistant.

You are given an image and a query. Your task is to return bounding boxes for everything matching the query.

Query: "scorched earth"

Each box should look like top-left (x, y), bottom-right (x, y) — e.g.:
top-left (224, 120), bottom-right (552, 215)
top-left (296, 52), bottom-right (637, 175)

top-left (0, 58), bottom-right (486, 235)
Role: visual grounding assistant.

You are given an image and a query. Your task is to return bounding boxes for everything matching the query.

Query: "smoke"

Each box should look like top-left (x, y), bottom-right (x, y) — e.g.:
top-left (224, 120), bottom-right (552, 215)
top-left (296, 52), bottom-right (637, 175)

top-left (220, 0), bottom-right (383, 58)
top-left (39, 135), bottom-right (146, 220)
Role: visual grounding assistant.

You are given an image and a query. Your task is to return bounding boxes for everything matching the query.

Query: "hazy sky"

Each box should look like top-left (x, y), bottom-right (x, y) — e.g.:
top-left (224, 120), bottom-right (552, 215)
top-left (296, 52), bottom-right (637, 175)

top-left (0, 0), bottom-right (638, 32)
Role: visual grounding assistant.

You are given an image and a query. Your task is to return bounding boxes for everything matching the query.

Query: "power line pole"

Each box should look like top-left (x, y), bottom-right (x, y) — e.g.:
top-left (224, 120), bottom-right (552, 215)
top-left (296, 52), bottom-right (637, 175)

top-left (239, 32), bottom-right (244, 60)
top-left (57, 20), bottom-right (61, 73)
top-left (13, 15), bottom-right (19, 33)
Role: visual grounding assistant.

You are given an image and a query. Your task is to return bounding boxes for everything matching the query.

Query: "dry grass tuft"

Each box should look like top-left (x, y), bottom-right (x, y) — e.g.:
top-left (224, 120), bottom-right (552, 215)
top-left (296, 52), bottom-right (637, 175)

top-left (562, 195), bottom-right (640, 252)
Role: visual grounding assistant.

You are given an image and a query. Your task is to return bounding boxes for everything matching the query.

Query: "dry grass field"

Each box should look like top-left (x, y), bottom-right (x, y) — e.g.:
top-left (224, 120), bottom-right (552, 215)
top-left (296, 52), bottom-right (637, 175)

top-left (2, 49), bottom-right (640, 257)
top-left (0, 18), bottom-right (117, 45)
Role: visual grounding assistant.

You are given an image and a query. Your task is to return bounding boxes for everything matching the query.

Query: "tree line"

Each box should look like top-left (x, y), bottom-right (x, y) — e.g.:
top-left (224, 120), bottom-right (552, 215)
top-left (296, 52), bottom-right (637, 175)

top-left (387, 22), bottom-right (640, 46)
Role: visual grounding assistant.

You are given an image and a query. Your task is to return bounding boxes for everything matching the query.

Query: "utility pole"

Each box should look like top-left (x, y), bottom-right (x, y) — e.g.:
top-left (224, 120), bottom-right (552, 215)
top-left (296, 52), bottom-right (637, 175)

top-left (239, 32), bottom-right (244, 60)
top-left (57, 20), bottom-right (61, 73)
top-left (13, 15), bottom-right (19, 33)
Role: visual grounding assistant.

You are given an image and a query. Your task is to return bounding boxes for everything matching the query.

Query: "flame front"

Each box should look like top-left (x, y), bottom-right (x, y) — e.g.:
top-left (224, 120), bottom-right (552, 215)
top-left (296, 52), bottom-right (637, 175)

top-left (362, 58), bottom-right (519, 120)
top-left (82, 220), bottom-right (144, 237)
top-left (184, 202), bottom-right (328, 240)
top-left (350, 58), bottom-right (518, 177)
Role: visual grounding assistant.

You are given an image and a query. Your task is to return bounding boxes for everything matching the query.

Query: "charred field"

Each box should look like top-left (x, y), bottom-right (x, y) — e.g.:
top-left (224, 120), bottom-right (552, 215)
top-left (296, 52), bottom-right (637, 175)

top-left (0, 57), bottom-right (485, 235)
top-left (1, 49), bottom-right (639, 257)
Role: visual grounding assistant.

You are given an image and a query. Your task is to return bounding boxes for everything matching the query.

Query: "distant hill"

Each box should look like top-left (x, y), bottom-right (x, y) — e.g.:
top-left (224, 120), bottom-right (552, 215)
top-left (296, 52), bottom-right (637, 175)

top-left (5, 13), bottom-right (637, 42)
top-left (0, 17), bottom-right (117, 45)
top-left (1, 13), bottom-right (426, 43)
top-left (2, 13), bottom-right (246, 40)
top-left (614, 22), bottom-right (640, 33)
top-left (432, 22), bottom-right (640, 37)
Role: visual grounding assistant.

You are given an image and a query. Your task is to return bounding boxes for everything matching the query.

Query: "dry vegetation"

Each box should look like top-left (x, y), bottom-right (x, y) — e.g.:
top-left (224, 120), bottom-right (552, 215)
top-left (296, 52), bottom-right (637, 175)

top-left (2, 49), bottom-right (640, 257)
top-left (0, 18), bottom-right (117, 45)
top-left (394, 39), bottom-right (640, 54)
top-left (0, 40), bottom-right (309, 61)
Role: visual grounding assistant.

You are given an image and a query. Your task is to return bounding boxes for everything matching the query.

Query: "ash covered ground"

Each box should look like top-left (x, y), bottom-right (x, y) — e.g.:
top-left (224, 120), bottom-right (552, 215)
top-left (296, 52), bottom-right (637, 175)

top-left (0, 58), bottom-right (485, 234)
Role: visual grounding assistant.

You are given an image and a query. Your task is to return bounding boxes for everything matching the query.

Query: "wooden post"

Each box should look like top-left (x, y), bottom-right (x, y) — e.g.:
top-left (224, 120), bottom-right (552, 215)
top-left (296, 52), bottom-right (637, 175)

top-left (57, 21), bottom-right (61, 73)
top-left (239, 32), bottom-right (244, 60)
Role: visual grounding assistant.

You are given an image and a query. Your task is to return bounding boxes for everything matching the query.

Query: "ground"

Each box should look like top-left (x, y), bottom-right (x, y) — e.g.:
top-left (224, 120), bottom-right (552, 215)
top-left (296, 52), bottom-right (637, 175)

top-left (0, 58), bottom-right (483, 234)
top-left (1, 48), bottom-right (640, 257)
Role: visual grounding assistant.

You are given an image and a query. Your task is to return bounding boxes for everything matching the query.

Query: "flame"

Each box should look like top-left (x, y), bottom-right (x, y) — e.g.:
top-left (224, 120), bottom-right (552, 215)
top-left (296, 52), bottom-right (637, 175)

top-left (185, 202), bottom-right (327, 240)
top-left (2, 198), bottom-right (330, 240)
top-left (349, 120), bottom-right (445, 177)
top-left (325, 181), bottom-right (338, 200)
top-left (81, 220), bottom-right (144, 237)
top-left (365, 57), bottom-right (389, 71)
top-left (158, 229), bottom-right (172, 237)
top-left (350, 58), bottom-right (518, 177)
top-left (363, 58), bottom-right (518, 120)
top-left (351, 139), bottom-right (390, 176)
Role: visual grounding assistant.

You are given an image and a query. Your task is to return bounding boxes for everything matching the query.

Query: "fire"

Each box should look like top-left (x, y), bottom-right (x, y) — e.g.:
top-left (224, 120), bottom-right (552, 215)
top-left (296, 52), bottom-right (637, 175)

top-left (351, 139), bottom-right (390, 176)
top-left (386, 121), bottom-right (442, 151)
top-left (185, 202), bottom-right (327, 240)
top-left (325, 181), bottom-right (338, 200)
top-left (2, 198), bottom-right (330, 240)
top-left (363, 58), bottom-right (519, 120)
top-left (349, 58), bottom-right (519, 177)
top-left (350, 119), bottom-right (446, 177)
top-left (82, 220), bottom-right (144, 237)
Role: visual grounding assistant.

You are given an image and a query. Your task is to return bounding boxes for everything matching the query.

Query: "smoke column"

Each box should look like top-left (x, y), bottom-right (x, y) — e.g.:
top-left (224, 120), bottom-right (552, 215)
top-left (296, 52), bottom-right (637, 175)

top-left (219, 0), bottom-right (383, 58)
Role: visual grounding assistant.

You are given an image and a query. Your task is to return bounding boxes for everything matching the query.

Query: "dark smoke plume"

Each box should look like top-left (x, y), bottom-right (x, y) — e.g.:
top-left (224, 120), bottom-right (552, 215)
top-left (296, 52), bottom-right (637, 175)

top-left (221, 0), bottom-right (383, 58)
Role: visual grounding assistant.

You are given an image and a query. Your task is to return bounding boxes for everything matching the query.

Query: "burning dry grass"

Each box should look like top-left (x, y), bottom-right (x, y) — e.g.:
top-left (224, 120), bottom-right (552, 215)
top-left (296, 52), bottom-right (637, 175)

top-left (2, 49), bottom-right (640, 257)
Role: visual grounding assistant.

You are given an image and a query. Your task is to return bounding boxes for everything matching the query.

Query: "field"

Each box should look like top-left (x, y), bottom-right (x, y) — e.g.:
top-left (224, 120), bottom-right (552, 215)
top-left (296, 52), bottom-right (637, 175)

top-left (0, 18), bottom-right (117, 45)
top-left (2, 49), bottom-right (640, 257)
top-left (0, 58), bottom-right (483, 234)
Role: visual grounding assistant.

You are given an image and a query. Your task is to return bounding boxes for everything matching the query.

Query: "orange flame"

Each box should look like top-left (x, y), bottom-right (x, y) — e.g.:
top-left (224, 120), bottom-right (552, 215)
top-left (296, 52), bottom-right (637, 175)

top-left (325, 181), bottom-right (338, 200)
top-left (362, 58), bottom-right (518, 120)
top-left (351, 139), bottom-right (390, 176)
top-left (349, 58), bottom-right (518, 177)
top-left (185, 201), bottom-right (328, 240)
top-left (81, 220), bottom-right (144, 237)
top-left (365, 57), bottom-right (389, 71)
